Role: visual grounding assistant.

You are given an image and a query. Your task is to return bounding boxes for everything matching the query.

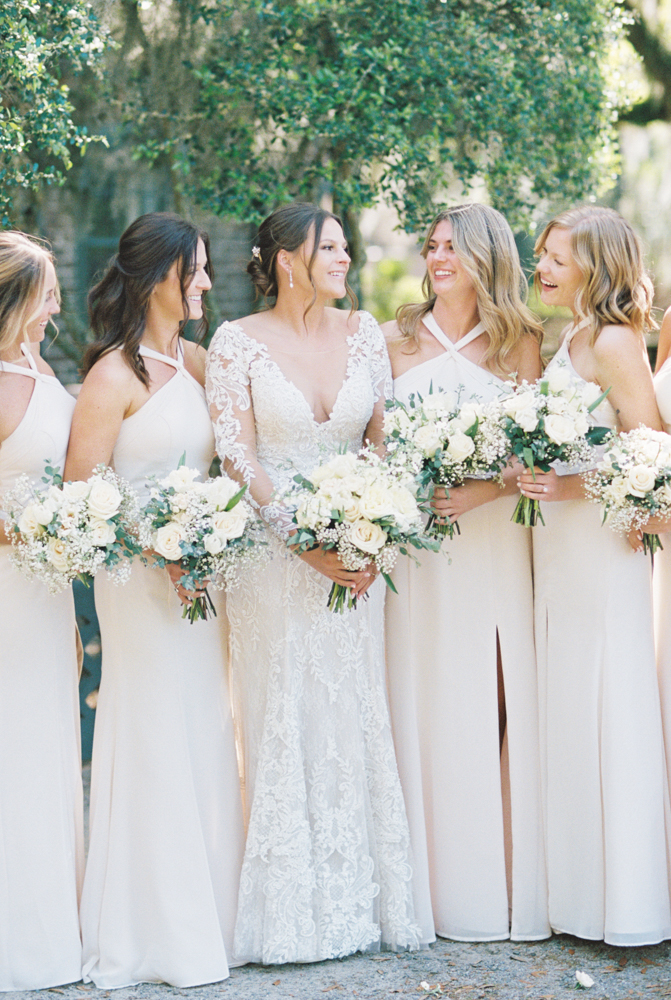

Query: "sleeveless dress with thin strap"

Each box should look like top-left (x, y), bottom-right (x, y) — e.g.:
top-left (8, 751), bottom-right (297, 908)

top-left (533, 326), bottom-right (671, 945)
top-left (386, 314), bottom-right (550, 942)
top-left (79, 343), bottom-right (245, 988)
top-left (0, 346), bottom-right (83, 991)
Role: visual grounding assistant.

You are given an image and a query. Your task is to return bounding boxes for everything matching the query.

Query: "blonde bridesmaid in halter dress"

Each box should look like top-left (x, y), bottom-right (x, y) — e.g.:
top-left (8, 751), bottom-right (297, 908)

top-left (65, 214), bottom-right (244, 988)
top-left (520, 206), bottom-right (671, 945)
top-left (383, 204), bottom-right (550, 944)
top-left (0, 233), bottom-right (84, 991)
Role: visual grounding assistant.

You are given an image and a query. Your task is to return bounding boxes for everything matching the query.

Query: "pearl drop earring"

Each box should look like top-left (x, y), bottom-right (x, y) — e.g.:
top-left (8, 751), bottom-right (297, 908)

top-left (289, 268), bottom-right (294, 289)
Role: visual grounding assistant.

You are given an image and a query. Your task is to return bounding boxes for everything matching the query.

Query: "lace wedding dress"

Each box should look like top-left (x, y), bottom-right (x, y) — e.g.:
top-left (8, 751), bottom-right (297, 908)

top-left (206, 311), bottom-right (422, 965)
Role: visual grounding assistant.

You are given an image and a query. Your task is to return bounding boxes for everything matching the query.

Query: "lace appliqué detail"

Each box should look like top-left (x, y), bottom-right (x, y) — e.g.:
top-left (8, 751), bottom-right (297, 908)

top-left (207, 313), bottom-right (420, 963)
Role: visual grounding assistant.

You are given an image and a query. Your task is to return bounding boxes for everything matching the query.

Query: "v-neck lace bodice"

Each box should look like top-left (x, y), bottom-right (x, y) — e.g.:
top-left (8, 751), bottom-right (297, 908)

top-left (206, 311), bottom-right (391, 491)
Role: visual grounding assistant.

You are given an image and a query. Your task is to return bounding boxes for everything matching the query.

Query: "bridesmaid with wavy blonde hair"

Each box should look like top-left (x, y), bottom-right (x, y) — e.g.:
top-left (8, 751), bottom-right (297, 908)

top-left (0, 232), bottom-right (84, 991)
top-left (519, 205), bottom-right (671, 945)
top-left (384, 202), bottom-right (550, 944)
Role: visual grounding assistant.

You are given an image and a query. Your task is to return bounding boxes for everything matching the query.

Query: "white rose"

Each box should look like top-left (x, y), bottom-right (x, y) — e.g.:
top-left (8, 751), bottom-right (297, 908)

top-left (581, 381), bottom-right (604, 408)
top-left (575, 971), bottom-right (594, 989)
top-left (544, 413), bottom-right (578, 446)
top-left (47, 536), bottom-right (70, 573)
top-left (359, 484), bottom-right (395, 520)
top-left (573, 413), bottom-right (589, 436)
top-left (161, 466), bottom-right (201, 490)
top-left (446, 429), bottom-right (475, 462)
top-left (62, 480), bottom-right (91, 500)
top-left (605, 476), bottom-right (631, 503)
top-left (89, 518), bottom-right (117, 546)
top-left (310, 453), bottom-right (359, 486)
top-left (18, 503), bottom-right (42, 536)
top-left (516, 407), bottom-right (539, 433)
top-left (207, 476), bottom-right (241, 508)
top-left (413, 423), bottom-right (443, 458)
top-left (212, 506), bottom-right (248, 540)
top-left (203, 531), bottom-right (225, 554)
top-left (349, 519), bottom-right (386, 554)
top-left (342, 497), bottom-right (361, 522)
top-left (545, 366), bottom-right (572, 393)
top-left (451, 402), bottom-right (481, 433)
top-left (422, 391), bottom-right (455, 418)
top-left (504, 389), bottom-right (537, 419)
top-left (627, 464), bottom-right (657, 497)
top-left (34, 499), bottom-right (58, 526)
top-left (87, 479), bottom-right (122, 520)
top-left (638, 439), bottom-right (664, 464)
top-left (154, 522), bottom-right (186, 561)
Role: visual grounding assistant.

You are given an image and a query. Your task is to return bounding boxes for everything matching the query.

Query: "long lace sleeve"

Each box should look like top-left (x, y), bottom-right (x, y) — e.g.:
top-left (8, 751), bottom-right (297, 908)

top-left (206, 323), bottom-right (295, 540)
top-left (355, 311), bottom-right (393, 449)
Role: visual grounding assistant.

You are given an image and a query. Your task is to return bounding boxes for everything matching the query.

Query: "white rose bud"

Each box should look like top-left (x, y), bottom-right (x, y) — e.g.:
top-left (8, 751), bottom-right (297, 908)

top-left (87, 479), bottom-right (122, 520)
top-left (446, 429), bottom-right (476, 462)
top-left (627, 465), bottom-right (657, 497)
top-left (34, 499), bottom-right (58, 526)
top-left (516, 407), bottom-right (539, 433)
top-left (575, 970), bottom-right (594, 989)
top-left (581, 381), bottom-right (604, 408)
top-left (212, 506), bottom-right (248, 540)
top-left (47, 536), bottom-right (70, 573)
top-left (62, 480), bottom-right (91, 500)
top-left (349, 519), bottom-right (386, 554)
top-left (18, 503), bottom-right (42, 536)
top-left (207, 476), bottom-right (241, 508)
top-left (154, 522), bottom-right (186, 561)
top-left (161, 466), bottom-right (201, 490)
top-left (544, 413), bottom-right (578, 446)
top-left (546, 366), bottom-right (572, 393)
top-left (203, 531), bottom-right (225, 554)
top-left (89, 518), bottom-right (117, 546)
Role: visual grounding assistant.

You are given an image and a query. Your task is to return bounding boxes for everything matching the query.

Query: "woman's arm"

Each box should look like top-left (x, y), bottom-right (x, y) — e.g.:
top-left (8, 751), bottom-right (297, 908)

top-left (655, 307), bottom-right (671, 373)
top-left (64, 354), bottom-right (135, 481)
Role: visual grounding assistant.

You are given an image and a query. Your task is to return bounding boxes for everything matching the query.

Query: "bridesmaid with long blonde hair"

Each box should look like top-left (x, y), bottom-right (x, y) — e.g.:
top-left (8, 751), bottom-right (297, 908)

top-left (384, 202), bottom-right (550, 943)
top-left (0, 232), bottom-right (83, 990)
top-left (519, 205), bottom-right (671, 945)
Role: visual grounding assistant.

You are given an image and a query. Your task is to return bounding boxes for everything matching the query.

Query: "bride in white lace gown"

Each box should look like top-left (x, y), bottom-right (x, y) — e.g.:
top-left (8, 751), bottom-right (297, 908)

top-left (206, 204), bottom-right (422, 965)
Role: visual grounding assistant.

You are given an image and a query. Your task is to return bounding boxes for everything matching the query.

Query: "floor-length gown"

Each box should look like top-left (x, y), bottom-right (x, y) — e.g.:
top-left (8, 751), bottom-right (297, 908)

top-left (80, 344), bottom-right (244, 988)
top-left (653, 360), bottom-right (671, 823)
top-left (206, 312), bottom-right (422, 965)
top-left (386, 314), bottom-right (549, 943)
top-left (533, 326), bottom-right (671, 945)
top-left (0, 346), bottom-right (83, 991)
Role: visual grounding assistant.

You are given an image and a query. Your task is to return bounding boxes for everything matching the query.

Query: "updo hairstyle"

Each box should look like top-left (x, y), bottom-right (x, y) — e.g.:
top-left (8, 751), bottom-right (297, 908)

top-left (82, 212), bottom-right (212, 386)
top-left (534, 206), bottom-right (655, 341)
top-left (0, 231), bottom-right (57, 358)
top-left (247, 202), bottom-right (356, 311)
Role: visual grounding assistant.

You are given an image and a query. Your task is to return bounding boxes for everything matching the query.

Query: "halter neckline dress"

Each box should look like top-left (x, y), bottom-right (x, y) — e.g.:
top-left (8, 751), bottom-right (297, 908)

top-left (387, 311), bottom-right (549, 942)
top-left (80, 340), bottom-right (244, 988)
top-left (0, 345), bottom-right (83, 991)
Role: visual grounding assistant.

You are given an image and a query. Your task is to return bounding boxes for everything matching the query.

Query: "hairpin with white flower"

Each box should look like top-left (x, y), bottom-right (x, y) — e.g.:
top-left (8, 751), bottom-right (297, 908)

top-left (251, 246), bottom-right (262, 262)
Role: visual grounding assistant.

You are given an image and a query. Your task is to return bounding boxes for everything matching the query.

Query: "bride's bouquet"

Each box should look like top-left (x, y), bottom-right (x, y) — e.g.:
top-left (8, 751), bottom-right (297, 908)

top-left (497, 365), bottom-right (611, 526)
top-left (383, 389), bottom-right (510, 538)
top-left (287, 449), bottom-right (440, 613)
top-left (2, 462), bottom-right (143, 593)
top-left (584, 426), bottom-right (671, 556)
top-left (142, 462), bottom-right (263, 622)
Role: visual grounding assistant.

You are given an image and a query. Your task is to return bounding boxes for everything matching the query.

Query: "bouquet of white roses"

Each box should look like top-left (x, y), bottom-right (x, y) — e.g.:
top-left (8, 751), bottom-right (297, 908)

top-left (497, 365), bottom-right (611, 526)
top-left (383, 388), bottom-right (510, 538)
top-left (584, 426), bottom-right (671, 556)
top-left (2, 461), bottom-right (143, 593)
top-left (287, 449), bottom-right (441, 613)
top-left (142, 462), bottom-right (263, 623)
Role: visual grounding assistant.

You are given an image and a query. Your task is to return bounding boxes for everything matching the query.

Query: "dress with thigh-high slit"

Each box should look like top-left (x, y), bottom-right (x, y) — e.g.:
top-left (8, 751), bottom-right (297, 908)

top-left (532, 325), bottom-right (671, 945)
top-left (386, 313), bottom-right (549, 943)
top-left (80, 343), bottom-right (245, 989)
top-left (0, 346), bottom-right (83, 991)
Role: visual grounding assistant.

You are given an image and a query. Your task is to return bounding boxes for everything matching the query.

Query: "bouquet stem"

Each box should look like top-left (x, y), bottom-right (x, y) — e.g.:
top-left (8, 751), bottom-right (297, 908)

top-left (512, 493), bottom-right (546, 527)
top-left (182, 587), bottom-right (218, 624)
top-left (642, 532), bottom-right (663, 558)
top-left (426, 514), bottom-right (460, 540)
top-left (327, 582), bottom-right (358, 614)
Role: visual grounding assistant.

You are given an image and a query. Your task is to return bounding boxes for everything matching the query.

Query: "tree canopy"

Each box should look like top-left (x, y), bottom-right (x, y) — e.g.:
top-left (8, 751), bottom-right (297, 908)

top-left (0, 0), bottom-right (107, 224)
top-left (120, 0), bottom-right (624, 242)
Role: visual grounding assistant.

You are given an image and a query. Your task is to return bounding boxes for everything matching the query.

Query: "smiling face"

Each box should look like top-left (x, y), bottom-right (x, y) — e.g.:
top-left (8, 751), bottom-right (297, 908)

top-left (295, 218), bottom-right (350, 299)
top-left (425, 219), bottom-right (474, 299)
top-left (151, 237), bottom-right (211, 324)
top-left (536, 225), bottom-right (584, 312)
top-left (25, 259), bottom-right (59, 344)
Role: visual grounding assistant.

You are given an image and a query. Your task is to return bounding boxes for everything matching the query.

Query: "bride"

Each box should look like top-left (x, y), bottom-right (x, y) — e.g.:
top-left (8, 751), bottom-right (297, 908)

top-left (206, 202), bottom-right (422, 965)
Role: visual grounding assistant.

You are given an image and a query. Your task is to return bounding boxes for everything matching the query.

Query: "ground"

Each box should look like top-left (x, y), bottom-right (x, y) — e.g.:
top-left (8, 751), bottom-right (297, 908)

top-left (5, 934), bottom-right (671, 1000)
